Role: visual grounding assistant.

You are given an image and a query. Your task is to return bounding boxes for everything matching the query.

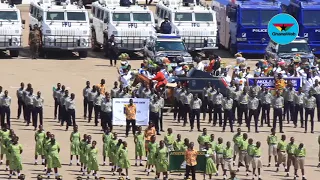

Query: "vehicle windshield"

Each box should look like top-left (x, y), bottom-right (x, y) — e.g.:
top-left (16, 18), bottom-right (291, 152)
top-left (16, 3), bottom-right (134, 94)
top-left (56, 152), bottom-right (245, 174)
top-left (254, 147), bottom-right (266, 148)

top-left (0, 11), bottom-right (18, 21)
top-left (67, 12), bottom-right (86, 21)
top-left (194, 13), bottom-right (213, 22)
top-left (47, 12), bottom-right (64, 21)
top-left (174, 12), bottom-right (192, 21)
top-left (278, 43), bottom-right (310, 53)
top-left (156, 41), bottom-right (186, 51)
top-left (133, 13), bottom-right (151, 22)
top-left (261, 10), bottom-right (278, 25)
top-left (303, 10), bottom-right (320, 26)
top-left (241, 10), bottom-right (259, 26)
top-left (112, 13), bottom-right (130, 22)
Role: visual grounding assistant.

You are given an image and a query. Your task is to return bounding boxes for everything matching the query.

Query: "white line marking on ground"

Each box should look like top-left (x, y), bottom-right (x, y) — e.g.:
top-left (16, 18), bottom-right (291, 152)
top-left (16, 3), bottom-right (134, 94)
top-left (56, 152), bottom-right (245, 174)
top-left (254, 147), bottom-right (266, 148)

top-left (10, 86), bottom-right (20, 89)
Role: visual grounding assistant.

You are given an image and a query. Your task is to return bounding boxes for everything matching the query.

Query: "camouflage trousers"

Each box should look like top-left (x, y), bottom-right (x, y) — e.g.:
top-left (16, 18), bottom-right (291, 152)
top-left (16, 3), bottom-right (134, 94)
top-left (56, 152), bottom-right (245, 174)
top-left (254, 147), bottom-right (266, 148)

top-left (30, 42), bottom-right (39, 59)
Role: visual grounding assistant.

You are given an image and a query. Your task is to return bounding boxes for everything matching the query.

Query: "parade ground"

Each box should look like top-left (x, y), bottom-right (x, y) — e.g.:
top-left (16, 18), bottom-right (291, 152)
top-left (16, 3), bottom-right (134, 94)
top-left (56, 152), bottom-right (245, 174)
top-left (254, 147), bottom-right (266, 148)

top-left (0, 5), bottom-right (318, 180)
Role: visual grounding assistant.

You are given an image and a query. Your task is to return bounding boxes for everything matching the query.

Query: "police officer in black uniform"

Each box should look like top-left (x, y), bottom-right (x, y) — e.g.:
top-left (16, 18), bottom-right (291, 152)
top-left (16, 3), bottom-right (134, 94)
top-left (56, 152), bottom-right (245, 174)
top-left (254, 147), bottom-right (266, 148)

top-left (160, 16), bottom-right (172, 34)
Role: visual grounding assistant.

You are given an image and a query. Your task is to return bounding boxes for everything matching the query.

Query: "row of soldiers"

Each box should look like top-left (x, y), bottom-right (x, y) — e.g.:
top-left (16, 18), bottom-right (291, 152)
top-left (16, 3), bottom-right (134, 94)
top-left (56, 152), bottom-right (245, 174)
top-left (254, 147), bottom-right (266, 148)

top-left (172, 80), bottom-right (319, 133)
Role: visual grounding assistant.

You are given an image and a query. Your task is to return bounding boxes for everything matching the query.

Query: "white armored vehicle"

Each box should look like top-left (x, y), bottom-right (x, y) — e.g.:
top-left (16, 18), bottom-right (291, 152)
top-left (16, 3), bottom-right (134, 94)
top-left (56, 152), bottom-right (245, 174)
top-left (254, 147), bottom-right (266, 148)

top-left (155, 0), bottom-right (218, 55)
top-left (91, 0), bottom-right (156, 54)
top-left (0, 0), bottom-right (25, 57)
top-left (29, 0), bottom-right (91, 58)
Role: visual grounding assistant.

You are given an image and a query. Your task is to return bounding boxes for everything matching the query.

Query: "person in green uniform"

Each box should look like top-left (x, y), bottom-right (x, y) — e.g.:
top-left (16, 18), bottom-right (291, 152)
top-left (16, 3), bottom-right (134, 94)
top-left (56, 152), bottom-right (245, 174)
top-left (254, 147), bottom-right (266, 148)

top-left (80, 134), bottom-right (88, 173)
top-left (109, 132), bottom-right (119, 173)
top-left (5, 129), bottom-right (15, 171)
top-left (204, 142), bottom-right (217, 180)
top-left (147, 135), bottom-right (157, 175)
top-left (34, 125), bottom-right (46, 165)
top-left (43, 131), bottom-right (52, 172)
top-left (111, 139), bottom-right (123, 175)
top-left (173, 134), bottom-right (184, 151)
top-left (215, 137), bottom-right (225, 176)
top-left (70, 125), bottom-right (81, 166)
top-left (118, 141), bottom-right (131, 180)
top-left (87, 140), bottom-right (99, 179)
top-left (8, 136), bottom-right (23, 179)
top-left (164, 128), bottom-right (175, 151)
top-left (83, 135), bottom-right (92, 176)
top-left (223, 141), bottom-right (234, 179)
top-left (237, 133), bottom-right (248, 172)
top-left (286, 137), bottom-right (297, 177)
top-left (102, 127), bottom-right (113, 166)
top-left (0, 124), bottom-right (10, 165)
top-left (267, 128), bottom-right (278, 167)
top-left (209, 134), bottom-right (216, 152)
top-left (246, 138), bottom-right (255, 176)
top-left (294, 143), bottom-right (306, 180)
top-left (252, 141), bottom-right (262, 180)
top-left (276, 134), bottom-right (287, 172)
top-left (232, 128), bottom-right (243, 166)
top-left (134, 126), bottom-right (145, 166)
top-left (46, 134), bottom-right (61, 179)
top-left (197, 128), bottom-right (210, 150)
top-left (155, 140), bottom-right (168, 180)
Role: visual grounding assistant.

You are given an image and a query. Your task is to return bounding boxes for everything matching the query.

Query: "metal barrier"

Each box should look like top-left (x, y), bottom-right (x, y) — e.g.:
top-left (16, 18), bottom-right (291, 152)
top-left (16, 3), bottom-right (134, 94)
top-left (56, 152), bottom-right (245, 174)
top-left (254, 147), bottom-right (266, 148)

top-left (0, 35), bottom-right (22, 48)
top-left (182, 36), bottom-right (217, 49)
top-left (42, 35), bottom-right (91, 48)
top-left (115, 36), bottom-right (149, 50)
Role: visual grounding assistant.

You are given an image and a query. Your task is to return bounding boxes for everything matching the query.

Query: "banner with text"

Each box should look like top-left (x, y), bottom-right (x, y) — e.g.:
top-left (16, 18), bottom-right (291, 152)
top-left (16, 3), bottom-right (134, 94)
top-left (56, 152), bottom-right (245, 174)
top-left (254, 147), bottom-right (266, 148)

top-left (112, 98), bottom-right (150, 126)
top-left (247, 77), bottom-right (302, 91)
top-left (168, 151), bottom-right (206, 172)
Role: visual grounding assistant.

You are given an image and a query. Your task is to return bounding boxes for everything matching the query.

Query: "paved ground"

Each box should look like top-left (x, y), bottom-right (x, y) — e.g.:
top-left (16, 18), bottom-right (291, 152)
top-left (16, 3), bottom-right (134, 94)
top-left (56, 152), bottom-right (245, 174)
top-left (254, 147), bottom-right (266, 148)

top-left (0, 4), bottom-right (317, 180)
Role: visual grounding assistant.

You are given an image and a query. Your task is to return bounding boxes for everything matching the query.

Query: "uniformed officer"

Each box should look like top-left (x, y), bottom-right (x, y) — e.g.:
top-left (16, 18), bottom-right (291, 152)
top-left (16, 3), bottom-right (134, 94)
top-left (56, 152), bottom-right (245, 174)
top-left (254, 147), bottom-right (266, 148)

top-left (233, 128), bottom-right (243, 166)
top-left (82, 81), bottom-right (90, 119)
top-left (121, 87), bottom-right (132, 98)
top-left (190, 93), bottom-right (202, 132)
top-left (294, 143), bottom-right (306, 180)
top-left (248, 94), bottom-right (259, 133)
top-left (276, 134), bottom-right (287, 172)
top-left (212, 88), bottom-right (223, 127)
top-left (222, 94), bottom-right (234, 132)
top-left (29, 24), bottom-right (41, 59)
top-left (87, 86), bottom-right (97, 123)
top-left (16, 82), bottom-right (25, 120)
top-left (267, 128), bottom-right (278, 167)
top-left (294, 88), bottom-right (305, 128)
top-left (252, 141), bottom-right (262, 180)
top-left (303, 91), bottom-right (316, 133)
top-left (311, 79), bottom-right (320, 122)
top-left (238, 89), bottom-right (249, 126)
top-left (173, 82), bottom-right (182, 121)
top-left (94, 91), bottom-right (104, 126)
top-left (283, 83), bottom-right (295, 124)
top-left (57, 85), bottom-right (65, 122)
top-left (286, 137), bottom-right (297, 177)
top-left (65, 93), bottom-right (76, 131)
top-left (53, 83), bottom-right (61, 120)
top-left (182, 88), bottom-right (193, 127)
top-left (272, 91), bottom-right (284, 133)
top-left (24, 88), bottom-right (35, 126)
top-left (208, 86), bottom-right (217, 123)
top-left (157, 93), bottom-right (165, 132)
top-left (107, 35), bottom-right (119, 65)
top-left (0, 90), bottom-right (11, 128)
top-left (223, 141), bottom-right (234, 180)
top-left (232, 84), bottom-right (241, 121)
top-left (202, 82), bottom-right (212, 120)
top-left (160, 16), bottom-right (172, 34)
top-left (249, 80), bottom-right (261, 97)
top-left (60, 89), bottom-right (70, 126)
top-left (101, 93), bottom-right (112, 131)
top-left (215, 137), bottom-right (225, 176)
top-left (33, 91), bottom-right (44, 130)
top-left (116, 84), bottom-right (124, 98)
top-left (178, 86), bottom-right (186, 123)
top-left (110, 81), bottom-right (119, 99)
top-left (237, 133), bottom-right (248, 172)
top-left (150, 96), bottom-right (161, 135)
top-left (261, 87), bottom-right (272, 127)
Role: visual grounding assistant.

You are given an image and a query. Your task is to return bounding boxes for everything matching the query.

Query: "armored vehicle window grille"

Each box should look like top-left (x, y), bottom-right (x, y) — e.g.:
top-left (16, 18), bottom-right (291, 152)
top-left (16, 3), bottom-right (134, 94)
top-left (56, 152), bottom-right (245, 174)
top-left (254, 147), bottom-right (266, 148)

top-left (30, 5), bottom-right (34, 14)
top-left (100, 11), bottom-right (104, 20)
top-left (133, 13), bottom-right (151, 22)
top-left (92, 7), bottom-right (95, 15)
top-left (278, 43), bottom-right (310, 54)
top-left (175, 13), bottom-right (192, 21)
top-left (156, 41), bottom-right (186, 51)
top-left (156, 7), bottom-right (160, 16)
top-left (303, 10), bottom-right (320, 26)
top-left (112, 13), bottom-right (130, 22)
top-left (67, 12), bottom-right (86, 21)
top-left (241, 10), bottom-right (259, 26)
top-left (261, 10), bottom-right (278, 25)
top-left (0, 11), bottom-right (18, 21)
top-left (194, 13), bottom-right (213, 22)
top-left (47, 12), bottom-right (64, 21)
top-left (97, 9), bottom-right (101, 19)
top-left (160, 9), bottom-right (164, 18)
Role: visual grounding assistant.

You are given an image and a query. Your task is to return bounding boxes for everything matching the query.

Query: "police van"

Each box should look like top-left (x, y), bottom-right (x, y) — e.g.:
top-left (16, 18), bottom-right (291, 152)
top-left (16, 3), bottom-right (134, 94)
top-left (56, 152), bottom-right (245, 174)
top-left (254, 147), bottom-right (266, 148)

top-left (29, 0), bottom-right (91, 58)
top-left (0, 0), bottom-right (25, 57)
top-left (155, 0), bottom-right (218, 55)
top-left (91, 0), bottom-right (156, 54)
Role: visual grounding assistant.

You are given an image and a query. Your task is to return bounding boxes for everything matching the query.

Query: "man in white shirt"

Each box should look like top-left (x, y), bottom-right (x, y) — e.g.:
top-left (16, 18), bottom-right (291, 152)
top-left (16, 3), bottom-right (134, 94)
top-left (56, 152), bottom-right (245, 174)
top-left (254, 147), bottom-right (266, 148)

top-left (196, 57), bottom-right (205, 71)
top-left (0, 90), bottom-right (11, 128)
top-left (223, 71), bottom-right (232, 86)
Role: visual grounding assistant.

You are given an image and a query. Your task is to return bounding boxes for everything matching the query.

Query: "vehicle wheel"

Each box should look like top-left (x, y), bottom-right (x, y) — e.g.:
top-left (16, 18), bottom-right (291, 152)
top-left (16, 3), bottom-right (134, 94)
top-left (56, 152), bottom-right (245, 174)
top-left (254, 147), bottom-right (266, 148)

top-left (39, 48), bottom-right (46, 58)
top-left (91, 30), bottom-right (100, 52)
top-left (79, 51), bottom-right (88, 58)
top-left (10, 50), bottom-right (19, 57)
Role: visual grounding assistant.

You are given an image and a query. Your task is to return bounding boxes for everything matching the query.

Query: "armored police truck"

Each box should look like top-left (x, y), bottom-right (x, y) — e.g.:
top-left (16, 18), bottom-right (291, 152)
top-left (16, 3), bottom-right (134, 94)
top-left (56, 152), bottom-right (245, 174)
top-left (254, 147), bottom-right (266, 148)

top-left (155, 0), bottom-right (218, 55)
top-left (213, 0), bottom-right (284, 55)
top-left (0, 0), bottom-right (25, 57)
top-left (29, 0), bottom-right (91, 58)
top-left (91, 0), bottom-right (156, 53)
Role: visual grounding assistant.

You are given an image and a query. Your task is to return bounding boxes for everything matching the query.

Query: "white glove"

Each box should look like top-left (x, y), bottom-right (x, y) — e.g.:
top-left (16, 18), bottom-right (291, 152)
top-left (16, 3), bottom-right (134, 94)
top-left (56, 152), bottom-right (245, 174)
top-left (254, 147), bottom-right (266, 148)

top-left (205, 154), bottom-right (210, 157)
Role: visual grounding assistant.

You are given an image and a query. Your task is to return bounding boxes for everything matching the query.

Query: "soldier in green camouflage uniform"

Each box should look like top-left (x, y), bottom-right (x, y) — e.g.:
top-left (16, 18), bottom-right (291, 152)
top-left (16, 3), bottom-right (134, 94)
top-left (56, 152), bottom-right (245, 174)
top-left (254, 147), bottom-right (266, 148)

top-left (29, 24), bottom-right (41, 59)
